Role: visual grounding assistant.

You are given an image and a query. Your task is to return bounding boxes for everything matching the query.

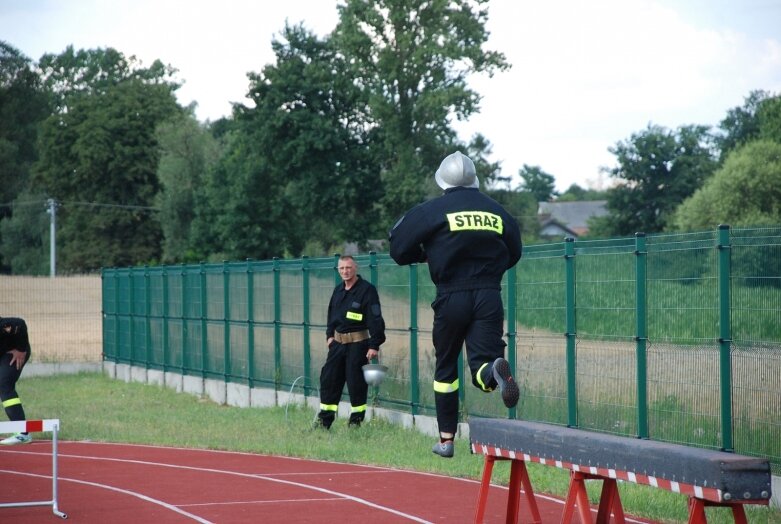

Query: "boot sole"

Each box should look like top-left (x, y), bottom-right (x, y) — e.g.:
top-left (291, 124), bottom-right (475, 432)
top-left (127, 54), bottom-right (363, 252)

top-left (431, 442), bottom-right (454, 458)
top-left (493, 358), bottom-right (519, 408)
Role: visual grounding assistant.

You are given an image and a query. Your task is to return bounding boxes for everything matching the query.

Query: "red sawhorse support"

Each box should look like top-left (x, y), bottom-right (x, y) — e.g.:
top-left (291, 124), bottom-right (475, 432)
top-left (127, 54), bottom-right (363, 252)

top-left (561, 471), bottom-right (625, 524)
top-left (474, 455), bottom-right (542, 524)
top-left (470, 420), bottom-right (771, 524)
top-left (687, 497), bottom-right (768, 524)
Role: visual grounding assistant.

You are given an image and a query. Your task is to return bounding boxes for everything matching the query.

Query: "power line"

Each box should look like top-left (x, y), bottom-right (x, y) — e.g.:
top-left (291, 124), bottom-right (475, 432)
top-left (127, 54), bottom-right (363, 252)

top-left (61, 200), bottom-right (161, 212)
top-left (0, 200), bottom-right (46, 208)
top-left (0, 199), bottom-right (160, 212)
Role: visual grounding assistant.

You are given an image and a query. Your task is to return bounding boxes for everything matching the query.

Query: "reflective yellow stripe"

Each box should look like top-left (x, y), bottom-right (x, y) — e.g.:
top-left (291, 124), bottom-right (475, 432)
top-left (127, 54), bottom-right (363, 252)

top-left (433, 379), bottom-right (459, 393)
top-left (476, 362), bottom-right (494, 392)
top-left (2, 398), bottom-right (21, 408)
top-left (320, 403), bottom-right (338, 412)
top-left (446, 211), bottom-right (503, 234)
top-left (346, 311), bottom-right (363, 321)
top-left (350, 404), bottom-right (367, 413)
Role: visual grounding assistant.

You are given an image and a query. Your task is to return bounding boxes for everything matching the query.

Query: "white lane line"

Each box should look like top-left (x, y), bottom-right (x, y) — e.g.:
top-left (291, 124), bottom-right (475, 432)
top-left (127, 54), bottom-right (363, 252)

top-left (2, 452), bottom-right (433, 523)
top-left (178, 497), bottom-right (345, 507)
top-left (0, 469), bottom-right (213, 523)
top-left (3, 447), bottom-right (652, 524)
top-left (257, 470), bottom-right (406, 476)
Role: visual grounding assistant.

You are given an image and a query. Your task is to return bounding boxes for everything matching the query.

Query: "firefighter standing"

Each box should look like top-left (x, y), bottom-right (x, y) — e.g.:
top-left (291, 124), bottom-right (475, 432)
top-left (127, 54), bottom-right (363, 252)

top-left (0, 317), bottom-right (33, 445)
top-left (316, 255), bottom-right (386, 429)
top-left (388, 151), bottom-right (522, 458)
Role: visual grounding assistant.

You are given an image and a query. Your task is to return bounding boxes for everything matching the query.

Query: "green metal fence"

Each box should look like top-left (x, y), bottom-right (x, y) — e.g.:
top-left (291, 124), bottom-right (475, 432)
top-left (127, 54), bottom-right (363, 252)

top-left (102, 226), bottom-right (781, 472)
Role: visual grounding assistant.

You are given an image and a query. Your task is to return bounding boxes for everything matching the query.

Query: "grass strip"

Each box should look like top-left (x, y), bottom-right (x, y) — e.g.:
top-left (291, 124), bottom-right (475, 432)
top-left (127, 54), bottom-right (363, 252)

top-left (18, 373), bottom-right (781, 524)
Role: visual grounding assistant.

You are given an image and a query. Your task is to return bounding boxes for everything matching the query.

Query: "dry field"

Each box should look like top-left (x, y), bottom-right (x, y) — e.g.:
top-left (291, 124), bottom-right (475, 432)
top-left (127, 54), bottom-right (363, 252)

top-left (0, 275), bottom-right (102, 362)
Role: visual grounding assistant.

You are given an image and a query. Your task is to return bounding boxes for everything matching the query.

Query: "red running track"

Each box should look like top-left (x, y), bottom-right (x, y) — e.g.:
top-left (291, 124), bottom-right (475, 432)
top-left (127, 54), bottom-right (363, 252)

top-left (0, 440), bottom-right (657, 523)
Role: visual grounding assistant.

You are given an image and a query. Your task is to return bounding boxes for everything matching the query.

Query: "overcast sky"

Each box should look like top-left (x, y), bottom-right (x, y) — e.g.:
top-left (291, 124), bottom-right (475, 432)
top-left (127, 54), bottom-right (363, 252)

top-left (2, 0), bottom-right (780, 191)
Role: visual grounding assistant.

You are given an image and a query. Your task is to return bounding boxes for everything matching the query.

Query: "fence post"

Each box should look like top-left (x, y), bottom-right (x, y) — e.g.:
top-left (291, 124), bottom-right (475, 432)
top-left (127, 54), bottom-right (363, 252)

top-left (246, 259), bottom-right (255, 388)
top-left (162, 266), bottom-right (169, 372)
top-left (181, 264), bottom-right (187, 374)
top-left (369, 251), bottom-right (378, 286)
top-left (113, 268), bottom-right (120, 363)
top-left (181, 263), bottom-right (189, 375)
top-left (506, 263), bottom-right (517, 419)
top-left (717, 225), bottom-right (733, 452)
top-left (273, 257), bottom-right (281, 389)
top-left (200, 262), bottom-right (208, 378)
top-left (128, 266), bottom-right (135, 366)
top-left (144, 265), bottom-right (151, 369)
top-left (635, 233), bottom-right (648, 439)
top-left (223, 261), bottom-right (231, 382)
top-left (410, 263), bottom-right (419, 415)
top-left (302, 256), bottom-right (311, 395)
top-left (564, 237), bottom-right (577, 428)
top-left (333, 253), bottom-right (341, 285)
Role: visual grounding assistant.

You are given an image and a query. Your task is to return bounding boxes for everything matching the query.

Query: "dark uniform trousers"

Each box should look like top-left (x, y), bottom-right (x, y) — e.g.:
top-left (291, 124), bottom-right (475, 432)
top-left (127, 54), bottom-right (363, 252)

top-left (319, 339), bottom-right (370, 427)
top-left (432, 288), bottom-right (505, 434)
top-left (0, 350), bottom-right (30, 422)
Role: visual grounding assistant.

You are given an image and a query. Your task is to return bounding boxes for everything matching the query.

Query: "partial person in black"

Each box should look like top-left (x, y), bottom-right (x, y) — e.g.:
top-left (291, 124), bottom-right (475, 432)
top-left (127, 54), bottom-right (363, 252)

top-left (388, 151), bottom-right (522, 458)
top-left (1, 316), bottom-right (33, 445)
top-left (316, 256), bottom-right (386, 429)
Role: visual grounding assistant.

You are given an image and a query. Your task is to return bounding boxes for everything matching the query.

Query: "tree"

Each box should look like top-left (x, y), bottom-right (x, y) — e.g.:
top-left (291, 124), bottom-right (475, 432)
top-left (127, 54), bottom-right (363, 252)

top-left (334, 0), bottom-right (510, 221)
top-left (0, 192), bottom-right (50, 275)
top-left (671, 140), bottom-right (781, 230)
top-left (0, 42), bottom-right (51, 272)
top-left (486, 188), bottom-right (539, 240)
top-left (0, 42), bottom-right (50, 200)
top-left (190, 134), bottom-right (288, 261)
top-left (757, 94), bottom-right (781, 144)
top-left (717, 90), bottom-right (768, 157)
top-left (193, 23), bottom-right (386, 260)
top-left (518, 164), bottom-right (558, 202)
top-left (557, 183), bottom-right (607, 202)
top-left (32, 47), bottom-right (181, 271)
top-left (38, 45), bottom-right (178, 113)
top-left (465, 133), bottom-right (503, 189)
top-left (155, 110), bottom-right (221, 263)
top-left (592, 124), bottom-right (717, 237)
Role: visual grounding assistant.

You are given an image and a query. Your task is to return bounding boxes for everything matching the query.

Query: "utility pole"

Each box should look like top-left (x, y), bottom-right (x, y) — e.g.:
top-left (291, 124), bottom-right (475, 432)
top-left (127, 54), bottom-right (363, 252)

top-left (46, 198), bottom-right (57, 277)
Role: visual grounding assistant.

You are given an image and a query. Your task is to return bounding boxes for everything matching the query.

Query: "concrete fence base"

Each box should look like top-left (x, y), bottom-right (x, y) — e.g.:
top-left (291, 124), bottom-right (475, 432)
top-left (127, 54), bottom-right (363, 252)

top-left (100, 361), bottom-right (469, 441)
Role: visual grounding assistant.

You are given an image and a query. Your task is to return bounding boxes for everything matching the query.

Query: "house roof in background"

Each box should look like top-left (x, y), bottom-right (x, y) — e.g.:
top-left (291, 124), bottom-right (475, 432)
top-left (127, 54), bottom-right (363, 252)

top-left (538, 200), bottom-right (608, 236)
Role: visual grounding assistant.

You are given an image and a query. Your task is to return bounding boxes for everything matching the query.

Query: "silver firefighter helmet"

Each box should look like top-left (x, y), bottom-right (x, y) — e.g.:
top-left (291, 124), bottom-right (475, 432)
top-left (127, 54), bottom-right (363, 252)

top-left (435, 151), bottom-right (479, 190)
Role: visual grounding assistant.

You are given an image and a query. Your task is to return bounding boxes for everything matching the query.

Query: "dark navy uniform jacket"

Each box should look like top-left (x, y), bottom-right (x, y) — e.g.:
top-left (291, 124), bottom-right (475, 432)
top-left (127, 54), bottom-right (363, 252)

top-left (0, 317), bottom-right (30, 356)
top-left (388, 186), bottom-right (522, 291)
top-left (326, 276), bottom-right (386, 349)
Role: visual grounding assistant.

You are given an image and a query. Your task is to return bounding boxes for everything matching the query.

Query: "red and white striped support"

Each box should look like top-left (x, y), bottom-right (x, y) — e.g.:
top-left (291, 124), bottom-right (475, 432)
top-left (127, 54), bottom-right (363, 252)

top-left (472, 441), bottom-right (725, 502)
top-left (471, 441), bottom-right (769, 524)
top-left (0, 419), bottom-right (67, 520)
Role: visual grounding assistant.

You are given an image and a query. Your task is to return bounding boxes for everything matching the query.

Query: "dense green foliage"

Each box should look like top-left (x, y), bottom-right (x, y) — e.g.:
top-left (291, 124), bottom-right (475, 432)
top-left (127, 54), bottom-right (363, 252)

top-left (1, 45), bottom-right (182, 272)
top-left (672, 140), bottom-right (781, 231)
top-left (0, 43), bottom-right (51, 272)
top-left (35, 76), bottom-right (180, 270)
top-left (518, 164), bottom-right (558, 202)
top-left (1, 14), bottom-right (781, 273)
top-left (556, 183), bottom-right (607, 202)
top-left (591, 124), bottom-right (718, 237)
top-left (155, 111), bottom-right (221, 263)
top-left (193, 23), bottom-right (384, 259)
top-left (335, 0), bottom-right (509, 223)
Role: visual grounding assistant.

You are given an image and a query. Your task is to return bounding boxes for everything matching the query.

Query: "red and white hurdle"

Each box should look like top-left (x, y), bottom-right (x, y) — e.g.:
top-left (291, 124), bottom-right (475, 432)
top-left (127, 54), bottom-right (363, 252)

top-left (0, 419), bottom-right (67, 519)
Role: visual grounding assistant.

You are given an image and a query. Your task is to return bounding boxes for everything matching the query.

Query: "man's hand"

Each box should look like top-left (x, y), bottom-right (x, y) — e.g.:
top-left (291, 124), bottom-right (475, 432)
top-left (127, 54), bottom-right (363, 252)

top-left (8, 349), bottom-right (26, 370)
top-left (366, 349), bottom-right (379, 361)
